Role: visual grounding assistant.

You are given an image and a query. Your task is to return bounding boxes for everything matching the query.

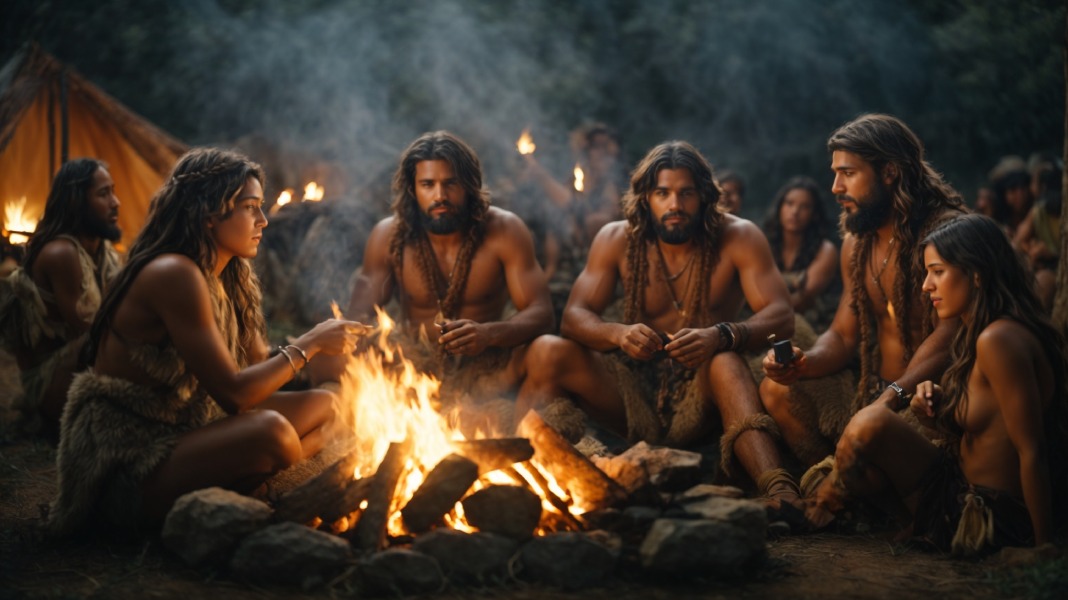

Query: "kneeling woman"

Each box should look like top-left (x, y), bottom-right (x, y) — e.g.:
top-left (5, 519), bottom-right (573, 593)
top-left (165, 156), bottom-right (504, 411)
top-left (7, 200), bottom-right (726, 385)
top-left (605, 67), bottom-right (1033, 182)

top-left (50, 148), bottom-right (361, 535)
top-left (815, 214), bottom-right (1067, 554)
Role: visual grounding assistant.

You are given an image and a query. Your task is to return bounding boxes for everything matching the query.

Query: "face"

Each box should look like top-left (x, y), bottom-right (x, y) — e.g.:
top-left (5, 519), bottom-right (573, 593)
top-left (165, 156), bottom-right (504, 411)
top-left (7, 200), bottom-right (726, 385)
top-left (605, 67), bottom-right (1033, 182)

top-left (586, 132), bottom-right (620, 174)
top-left (779, 188), bottom-right (815, 234)
top-left (718, 180), bottom-right (742, 215)
top-left (210, 176), bottom-right (267, 261)
top-left (648, 168), bottom-right (700, 245)
top-left (974, 187), bottom-right (996, 217)
top-left (414, 159), bottom-right (470, 235)
top-left (1004, 184), bottom-right (1032, 217)
top-left (831, 150), bottom-right (893, 234)
top-left (922, 244), bottom-right (974, 320)
top-left (83, 167), bottom-right (122, 241)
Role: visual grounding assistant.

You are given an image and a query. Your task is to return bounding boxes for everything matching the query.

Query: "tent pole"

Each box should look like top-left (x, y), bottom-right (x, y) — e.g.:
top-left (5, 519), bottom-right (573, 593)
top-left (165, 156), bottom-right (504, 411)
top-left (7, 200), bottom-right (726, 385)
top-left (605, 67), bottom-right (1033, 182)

top-left (47, 79), bottom-right (56, 178)
top-left (60, 67), bottom-right (69, 165)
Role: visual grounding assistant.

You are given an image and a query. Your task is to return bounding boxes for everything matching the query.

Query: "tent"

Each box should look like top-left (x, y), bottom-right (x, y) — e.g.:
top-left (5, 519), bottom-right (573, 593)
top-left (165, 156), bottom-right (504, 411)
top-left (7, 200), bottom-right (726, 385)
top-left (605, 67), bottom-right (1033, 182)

top-left (0, 43), bottom-right (187, 248)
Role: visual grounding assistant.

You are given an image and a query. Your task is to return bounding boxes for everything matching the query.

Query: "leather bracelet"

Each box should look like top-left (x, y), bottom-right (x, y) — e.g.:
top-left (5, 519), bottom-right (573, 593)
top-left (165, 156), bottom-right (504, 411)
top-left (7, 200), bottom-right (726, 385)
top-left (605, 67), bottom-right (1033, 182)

top-left (714, 322), bottom-right (735, 352)
top-left (286, 344), bottom-right (309, 366)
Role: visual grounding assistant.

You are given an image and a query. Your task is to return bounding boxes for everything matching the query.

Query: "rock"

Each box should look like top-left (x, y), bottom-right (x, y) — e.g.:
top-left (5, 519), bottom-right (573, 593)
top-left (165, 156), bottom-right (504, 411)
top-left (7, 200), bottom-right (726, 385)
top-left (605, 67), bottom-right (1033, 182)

top-left (674, 495), bottom-right (767, 533)
top-left (674, 483), bottom-right (745, 501)
top-left (359, 548), bottom-right (445, 595)
top-left (639, 517), bottom-right (766, 575)
top-left (617, 442), bottom-right (702, 491)
top-left (230, 522), bottom-right (353, 587)
top-left (161, 487), bottom-right (272, 566)
top-left (411, 528), bottom-right (519, 584)
top-left (518, 532), bottom-right (618, 590)
top-left (461, 485), bottom-right (542, 540)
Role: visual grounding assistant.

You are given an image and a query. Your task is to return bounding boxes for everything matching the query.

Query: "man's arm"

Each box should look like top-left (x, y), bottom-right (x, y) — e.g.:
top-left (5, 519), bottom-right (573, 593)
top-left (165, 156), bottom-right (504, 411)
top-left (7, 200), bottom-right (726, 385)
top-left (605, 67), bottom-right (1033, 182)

top-left (665, 219), bottom-right (793, 368)
top-left (34, 239), bottom-right (91, 334)
top-left (560, 222), bottom-right (662, 360)
top-left (765, 235), bottom-right (860, 384)
top-left (873, 314), bottom-right (958, 410)
top-left (468, 211), bottom-right (554, 349)
top-left (346, 218), bottom-right (397, 322)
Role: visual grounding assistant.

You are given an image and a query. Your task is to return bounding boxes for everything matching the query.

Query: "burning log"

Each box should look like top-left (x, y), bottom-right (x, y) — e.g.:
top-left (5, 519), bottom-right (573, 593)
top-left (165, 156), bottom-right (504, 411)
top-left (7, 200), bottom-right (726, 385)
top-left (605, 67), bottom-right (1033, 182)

top-left (449, 438), bottom-right (534, 474)
top-left (516, 411), bottom-right (626, 511)
top-left (348, 438), bottom-right (414, 552)
top-left (461, 484), bottom-right (542, 540)
top-left (274, 447), bottom-right (366, 524)
top-left (400, 454), bottom-right (479, 533)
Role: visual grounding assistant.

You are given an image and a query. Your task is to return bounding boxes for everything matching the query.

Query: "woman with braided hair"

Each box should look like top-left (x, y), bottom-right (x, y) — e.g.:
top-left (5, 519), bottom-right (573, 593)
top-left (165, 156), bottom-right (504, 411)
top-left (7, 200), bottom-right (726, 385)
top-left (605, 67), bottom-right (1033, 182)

top-left (50, 148), bottom-right (362, 535)
top-left (807, 214), bottom-right (1067, 554)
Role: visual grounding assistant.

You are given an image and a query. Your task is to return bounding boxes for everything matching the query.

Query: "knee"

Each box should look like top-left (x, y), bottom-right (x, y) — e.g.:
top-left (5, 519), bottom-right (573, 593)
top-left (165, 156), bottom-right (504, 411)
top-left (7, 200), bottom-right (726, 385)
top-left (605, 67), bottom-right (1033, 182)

top-left (836, 404), bottom-right (893, 459)
top-left (306, 388), bottom-right (338, 424)
top-left (248, 409), bottom-right (303, 472)
top-left (524, 335), bottom-right (577, 379)
top-left (759, 377), bottom-right (791, 417)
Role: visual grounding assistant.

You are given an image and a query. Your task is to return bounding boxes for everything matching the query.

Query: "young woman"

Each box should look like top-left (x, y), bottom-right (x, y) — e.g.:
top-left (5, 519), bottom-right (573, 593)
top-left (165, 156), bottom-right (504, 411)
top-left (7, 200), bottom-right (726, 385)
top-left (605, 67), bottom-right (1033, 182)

top-left (761, 176), bottom-right (839, 333)
top-left (809, 214), bottom-right (1067, 554)
top-left (50, 148), bottom-right (362, 535)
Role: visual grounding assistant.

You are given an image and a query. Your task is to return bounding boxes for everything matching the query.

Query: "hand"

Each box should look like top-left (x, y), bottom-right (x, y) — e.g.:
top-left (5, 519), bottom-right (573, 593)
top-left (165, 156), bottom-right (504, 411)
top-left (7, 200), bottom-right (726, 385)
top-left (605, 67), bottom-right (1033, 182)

top-left (617, 323), bottom-right (664, 361)
top-left (438, 319), bottom-right (490, 356)
top-left (665, 327), bottom-right (720, 369)
top-left (911, 380), bottom-right (941, 422)
top-left (762, 346), bottom-right (806, 385)
top-left (297, 319), bottom-right (366, 357)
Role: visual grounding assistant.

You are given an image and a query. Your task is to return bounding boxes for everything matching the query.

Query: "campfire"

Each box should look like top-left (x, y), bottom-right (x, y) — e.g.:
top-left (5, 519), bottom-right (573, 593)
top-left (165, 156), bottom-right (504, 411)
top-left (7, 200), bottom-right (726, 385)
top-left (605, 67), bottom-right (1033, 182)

top-left (3, 196), bottom-right (38, 245)
top-left (277, 305), bottom-right (623, 551)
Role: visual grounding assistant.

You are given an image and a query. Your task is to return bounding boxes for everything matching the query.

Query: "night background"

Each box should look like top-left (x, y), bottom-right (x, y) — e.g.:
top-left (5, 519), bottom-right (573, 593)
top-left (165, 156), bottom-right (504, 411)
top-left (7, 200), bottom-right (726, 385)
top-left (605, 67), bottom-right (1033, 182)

top-left (3, 0), bottom-right (1064, 222)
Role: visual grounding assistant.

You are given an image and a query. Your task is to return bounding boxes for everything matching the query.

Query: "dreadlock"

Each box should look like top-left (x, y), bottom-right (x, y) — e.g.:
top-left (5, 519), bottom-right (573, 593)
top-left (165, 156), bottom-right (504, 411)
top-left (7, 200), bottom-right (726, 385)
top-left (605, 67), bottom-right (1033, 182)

top-left (761, 176), bottom-right (831, 273)
top-left (388, 131), bottom-right (490, 320)
top-left (620, 141), bottom-right (725, 327)
top-left (86, 148), bottom-right (266, 366)
top-left (828, 114), bottom-right (965, 407)
top-left (23, 158), bottom-right (109, 272)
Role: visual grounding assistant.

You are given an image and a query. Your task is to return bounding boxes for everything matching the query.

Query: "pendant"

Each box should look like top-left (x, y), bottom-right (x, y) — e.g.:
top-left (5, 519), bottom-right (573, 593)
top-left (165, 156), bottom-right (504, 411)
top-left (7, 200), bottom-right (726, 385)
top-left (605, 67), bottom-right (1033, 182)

top-left (887, 300), bottom-right (895, 321)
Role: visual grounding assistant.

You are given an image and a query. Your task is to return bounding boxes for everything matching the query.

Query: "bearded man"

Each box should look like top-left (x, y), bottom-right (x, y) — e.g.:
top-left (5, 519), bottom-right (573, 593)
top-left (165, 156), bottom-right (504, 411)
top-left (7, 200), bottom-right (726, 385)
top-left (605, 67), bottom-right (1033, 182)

top-left (0, 158), bottom-right (122, 435)
top-left (312, 131), bottom-right (553, 424)
top-left (760, 114), bottom-right (966, 479)
top-left (518, 141), bottom-right (803, 519)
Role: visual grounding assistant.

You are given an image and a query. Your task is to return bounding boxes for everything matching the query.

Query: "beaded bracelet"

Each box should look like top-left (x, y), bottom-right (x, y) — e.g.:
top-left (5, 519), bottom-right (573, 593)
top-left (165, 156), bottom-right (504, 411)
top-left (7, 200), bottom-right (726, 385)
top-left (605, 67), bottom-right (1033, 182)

top-left (277, 345), bottom-right (298, 377)
top-left (286, 344), bottom-right (309, 366)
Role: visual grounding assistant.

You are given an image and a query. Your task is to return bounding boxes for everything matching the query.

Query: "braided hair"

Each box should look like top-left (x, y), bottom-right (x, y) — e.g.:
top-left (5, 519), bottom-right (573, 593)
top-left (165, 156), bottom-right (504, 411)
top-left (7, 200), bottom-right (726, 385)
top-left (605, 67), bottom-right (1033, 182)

top-left (86, 148), bottom-right (266, 366)
top-left (827, 114), bottom-right (965, 407)
top-left (620, 141), bottom-right (725, 326)
top-left (388, 131), bottom-right (490, 319)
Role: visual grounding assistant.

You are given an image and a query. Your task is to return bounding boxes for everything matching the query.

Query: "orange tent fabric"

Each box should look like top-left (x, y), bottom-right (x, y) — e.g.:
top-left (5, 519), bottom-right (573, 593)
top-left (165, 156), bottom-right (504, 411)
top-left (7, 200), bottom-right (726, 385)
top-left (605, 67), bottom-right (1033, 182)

top-left (0, 44), bottom-right (187, 248)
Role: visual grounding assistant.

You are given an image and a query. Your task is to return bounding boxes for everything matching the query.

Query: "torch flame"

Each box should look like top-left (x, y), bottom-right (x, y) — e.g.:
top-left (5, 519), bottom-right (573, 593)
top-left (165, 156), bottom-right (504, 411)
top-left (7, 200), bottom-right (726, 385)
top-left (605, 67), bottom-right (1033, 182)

top-left (269, 189), bottom-right (294, 215)
top-left (3, 197), bottom-right (38, 245)
top-left (573, 165), bottom-right (585, 193)
top-left (303, 182), bottom-right (324, 202)
top-left (516, 128), bottom-right (536, 155)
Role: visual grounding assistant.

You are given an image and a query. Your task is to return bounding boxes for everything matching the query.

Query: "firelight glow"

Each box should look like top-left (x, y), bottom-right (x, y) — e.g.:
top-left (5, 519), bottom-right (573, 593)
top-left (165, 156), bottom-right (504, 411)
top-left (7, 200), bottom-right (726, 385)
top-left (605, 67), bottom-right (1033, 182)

top-left (3, 197), bottom-right (38, 245)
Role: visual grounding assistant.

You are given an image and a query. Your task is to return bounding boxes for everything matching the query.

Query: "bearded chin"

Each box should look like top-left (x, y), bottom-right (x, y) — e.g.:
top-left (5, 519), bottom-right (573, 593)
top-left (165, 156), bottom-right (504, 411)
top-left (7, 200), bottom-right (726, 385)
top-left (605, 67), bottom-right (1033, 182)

top-left (842, 189), bottom-right (893, 235)
top-left (653, 220), bottom-right (696, 245)
top-left (84, 215), bottom-right (122, 242)
top-left (420, 209), bottom-right (469, 235)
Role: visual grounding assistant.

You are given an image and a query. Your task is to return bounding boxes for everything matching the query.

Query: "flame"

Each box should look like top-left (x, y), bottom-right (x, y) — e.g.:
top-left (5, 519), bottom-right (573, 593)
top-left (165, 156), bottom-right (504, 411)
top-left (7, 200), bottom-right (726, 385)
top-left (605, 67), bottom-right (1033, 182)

top-left (573, 164), bottom-right (585, 192)
top-left (303, 182), bottom-right (325, 202)
top-left (3, 197), bottom-right (38, 245)
top-left (269, 189), bottom-right (294, 215)
top-left (516, 128), bottom-right (536, 155)
top-left (336, 305), bottom-right (585, 537)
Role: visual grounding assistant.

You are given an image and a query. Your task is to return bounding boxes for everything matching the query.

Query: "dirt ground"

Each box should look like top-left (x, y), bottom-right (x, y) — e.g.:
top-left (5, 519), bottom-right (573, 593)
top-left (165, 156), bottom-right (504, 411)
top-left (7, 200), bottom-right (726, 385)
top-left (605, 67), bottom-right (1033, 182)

top-left (1, 349), bottom-right (1065, 600)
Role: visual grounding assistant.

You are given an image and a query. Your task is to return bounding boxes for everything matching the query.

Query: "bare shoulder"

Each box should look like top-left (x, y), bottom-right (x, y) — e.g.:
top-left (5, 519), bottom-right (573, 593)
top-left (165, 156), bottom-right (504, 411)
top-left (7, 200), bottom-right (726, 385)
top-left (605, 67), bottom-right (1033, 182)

top-left (589, 220), bottom-right (629, 251)
top-left (368, 216), bottom-right (397, 240)
top-left (977, 319), bottom-right (1039, 360)
top-left (135, 254), bottom-right (207, 294)
top-left (34, 237), bottom-right (82, 271)
top-left (484, 206), bottom-right (534, 238)
top-left (719, 214), bottom-right (771, 255)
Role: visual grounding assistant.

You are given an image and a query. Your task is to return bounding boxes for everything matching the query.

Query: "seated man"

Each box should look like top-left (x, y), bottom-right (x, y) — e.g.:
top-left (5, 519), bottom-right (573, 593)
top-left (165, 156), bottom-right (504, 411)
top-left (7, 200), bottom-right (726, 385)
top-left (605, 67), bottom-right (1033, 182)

top-left (312, 131), bottom-right (553, 427)
top-left (518, 141), bottom-right (802, 513)
top-left (0, 158), bottom-right (122, 435)
top-left (760, 114), bottom-right (965, 473)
